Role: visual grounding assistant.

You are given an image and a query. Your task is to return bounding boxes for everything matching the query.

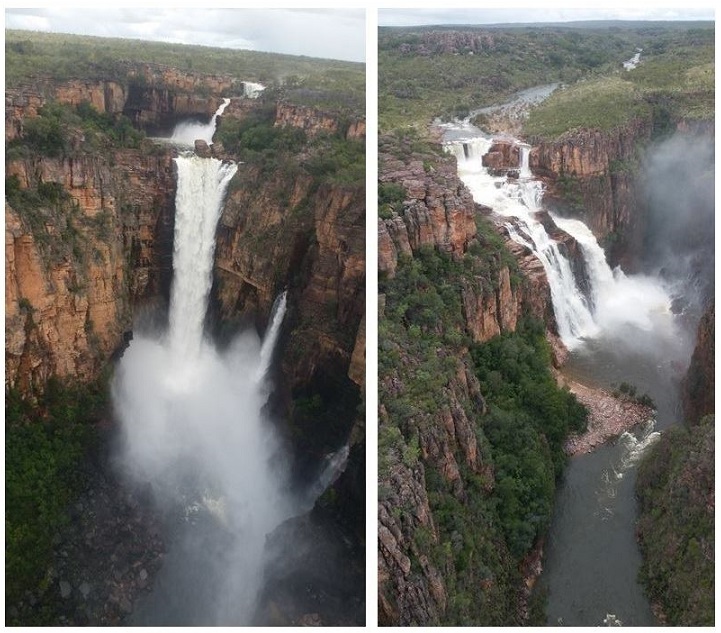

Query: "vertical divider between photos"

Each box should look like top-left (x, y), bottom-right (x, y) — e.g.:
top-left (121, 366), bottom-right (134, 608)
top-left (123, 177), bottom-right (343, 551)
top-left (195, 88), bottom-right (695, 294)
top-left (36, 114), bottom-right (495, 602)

top-left (365, 6), bottom-right (380, 627)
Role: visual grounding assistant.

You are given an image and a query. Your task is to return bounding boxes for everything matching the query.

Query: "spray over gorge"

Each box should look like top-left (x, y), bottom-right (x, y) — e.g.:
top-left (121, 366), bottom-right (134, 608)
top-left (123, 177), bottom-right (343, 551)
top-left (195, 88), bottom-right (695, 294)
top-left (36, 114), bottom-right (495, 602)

top-left (113, 104), bottom-right (333, 625)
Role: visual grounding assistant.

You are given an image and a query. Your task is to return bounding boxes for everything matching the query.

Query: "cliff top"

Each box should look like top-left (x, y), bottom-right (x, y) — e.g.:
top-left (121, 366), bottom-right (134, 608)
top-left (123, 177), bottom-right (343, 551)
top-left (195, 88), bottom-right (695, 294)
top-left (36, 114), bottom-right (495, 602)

top-left (6, 30), bottom-right (364, 114)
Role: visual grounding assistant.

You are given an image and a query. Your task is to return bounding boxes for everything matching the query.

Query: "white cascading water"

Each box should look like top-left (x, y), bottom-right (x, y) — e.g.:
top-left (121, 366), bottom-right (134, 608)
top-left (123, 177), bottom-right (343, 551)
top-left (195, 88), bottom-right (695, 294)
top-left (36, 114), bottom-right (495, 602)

top-left (255, 291), bottom-right (287, 383)
top-left (447, 138), bottom-right (598, 347)
top-left (170, 97), bottom-right (231, 147)
top-left (549, 213), bottom-right (672, 334)
top-left (243, 81), bottom-right (266, 99)
top-left (446, 136), bottom-right (674, 349)
top-left (113, 101), bottom-right (342, 624)
top-left (168, 155), bottom-right (237, 361)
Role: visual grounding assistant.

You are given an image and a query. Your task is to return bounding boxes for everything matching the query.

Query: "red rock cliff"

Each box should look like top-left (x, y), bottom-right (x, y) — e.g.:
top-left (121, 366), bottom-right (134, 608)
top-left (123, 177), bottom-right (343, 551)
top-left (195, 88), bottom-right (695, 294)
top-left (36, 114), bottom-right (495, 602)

top-left (5, 148), bottom-right (176, 395)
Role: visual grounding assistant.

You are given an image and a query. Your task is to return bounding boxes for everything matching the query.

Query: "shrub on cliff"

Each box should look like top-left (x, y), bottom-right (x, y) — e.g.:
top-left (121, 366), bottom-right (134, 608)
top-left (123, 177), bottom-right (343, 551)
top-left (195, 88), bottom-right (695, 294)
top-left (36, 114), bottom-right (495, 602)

top-left (636, 415), bottom-right (714, 626)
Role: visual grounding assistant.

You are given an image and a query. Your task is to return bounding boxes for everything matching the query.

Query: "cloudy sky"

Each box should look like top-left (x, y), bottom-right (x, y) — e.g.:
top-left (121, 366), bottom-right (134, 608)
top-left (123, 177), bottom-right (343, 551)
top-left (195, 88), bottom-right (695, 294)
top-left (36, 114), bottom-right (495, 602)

top-left (379, 6), bottom-right (714, 26)
top-left (4, 8), bottom-right (366, 63)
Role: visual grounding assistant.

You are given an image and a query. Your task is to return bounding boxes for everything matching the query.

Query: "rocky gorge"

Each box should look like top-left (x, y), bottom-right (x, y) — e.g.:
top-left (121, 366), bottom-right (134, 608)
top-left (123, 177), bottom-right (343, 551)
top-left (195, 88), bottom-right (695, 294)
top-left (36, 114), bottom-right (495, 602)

top-left (5, 43), bottom-right (365, 626)
top-left (378, 53), bottom-right (714, 624)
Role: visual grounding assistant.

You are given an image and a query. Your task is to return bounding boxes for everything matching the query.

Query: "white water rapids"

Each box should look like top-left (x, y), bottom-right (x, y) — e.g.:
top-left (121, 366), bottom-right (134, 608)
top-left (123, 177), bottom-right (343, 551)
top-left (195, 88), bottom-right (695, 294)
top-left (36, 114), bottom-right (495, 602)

top-left (113, 101), bottom-right (341, 624)
top-left (445, 135), bottom-right (675, 350)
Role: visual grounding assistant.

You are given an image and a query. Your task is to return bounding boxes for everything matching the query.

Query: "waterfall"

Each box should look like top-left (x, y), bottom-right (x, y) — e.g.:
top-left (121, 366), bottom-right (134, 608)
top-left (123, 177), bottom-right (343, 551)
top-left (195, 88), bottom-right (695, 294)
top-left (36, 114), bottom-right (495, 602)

top-left (113, 116), bottom-right (303, 624)
top-left (447, 135), bottom-right (598, 347)
top-left (519, 143), bottom-right (532, 179)
top-left (550, 213), bottom-right (673, 333)
top-left (445, 132), bottom-right (675, 348)
top-left (168, 155), bottom-right (237, 360)
top-left (256, 290), bottom-right (288, 382)
top-left (243, 81), bottom-right (265, 99)
top-left (304, 444), bottom-right (350, 506)
top-left (170, 98), bottom-right (231, 147)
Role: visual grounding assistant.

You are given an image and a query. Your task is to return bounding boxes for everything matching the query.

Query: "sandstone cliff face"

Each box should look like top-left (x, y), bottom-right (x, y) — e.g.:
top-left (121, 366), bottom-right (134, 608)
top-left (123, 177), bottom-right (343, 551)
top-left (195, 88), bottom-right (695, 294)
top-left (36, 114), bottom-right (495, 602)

top-left (273, 103), bottom-right (339, 138)
top-left (528, 118), bottom-right (653, 265)
top-left (5, 65), bottom-right (243, 142)
top-left (378, 146), bottom-right (552, 341)
top-left (682, 301), bottom-right (715, 425)
top-left (5, 148), bottom-right (176, 395)
top-left (378, 348), bottom-right (498, 625)
top-left (213, 165), bottom-right (365, 397)
top-left (377, 138), bottom-right (555, 625)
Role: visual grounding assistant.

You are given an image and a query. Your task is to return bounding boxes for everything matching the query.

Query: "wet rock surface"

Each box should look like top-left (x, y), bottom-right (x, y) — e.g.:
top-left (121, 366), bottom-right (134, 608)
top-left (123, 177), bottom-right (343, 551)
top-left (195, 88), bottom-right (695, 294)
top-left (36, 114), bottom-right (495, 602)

top-left (254, 507), bottom-right (365, 626)
top-left (558, 374), bottom-right (655, 455)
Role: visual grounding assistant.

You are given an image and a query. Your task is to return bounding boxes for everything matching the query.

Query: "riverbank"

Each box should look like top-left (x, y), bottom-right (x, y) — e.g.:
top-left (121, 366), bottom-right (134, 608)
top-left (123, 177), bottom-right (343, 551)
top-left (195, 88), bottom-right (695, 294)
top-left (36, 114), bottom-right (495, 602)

top-left (557, 371), bottom-right (655, 455)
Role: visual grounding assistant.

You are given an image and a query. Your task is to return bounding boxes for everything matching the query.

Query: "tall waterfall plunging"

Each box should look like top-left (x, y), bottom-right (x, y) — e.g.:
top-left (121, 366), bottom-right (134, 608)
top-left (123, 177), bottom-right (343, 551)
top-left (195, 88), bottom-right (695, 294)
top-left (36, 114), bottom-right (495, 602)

top-left (112, 109), bottom-right (332, 624)
top-left (168, 155), bottom-right (237, 360)
top-left (445, 134), bottom-right (674, 349)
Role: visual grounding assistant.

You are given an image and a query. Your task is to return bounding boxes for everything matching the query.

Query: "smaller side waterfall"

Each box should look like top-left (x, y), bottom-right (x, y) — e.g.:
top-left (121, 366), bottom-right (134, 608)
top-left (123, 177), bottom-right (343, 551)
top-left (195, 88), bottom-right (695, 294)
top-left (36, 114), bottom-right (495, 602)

top-left (171, 98), bottom-right (231, 147)
top-left (256, 291), bottom-right (288, 382)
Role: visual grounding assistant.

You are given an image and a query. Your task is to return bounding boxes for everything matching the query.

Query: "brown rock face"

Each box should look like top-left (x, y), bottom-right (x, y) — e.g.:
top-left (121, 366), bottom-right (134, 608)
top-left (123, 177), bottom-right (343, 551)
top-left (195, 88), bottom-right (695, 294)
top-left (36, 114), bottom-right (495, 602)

top-left (214, 166), bottom-right (364, 393)
top-left (682, 301), bottom-right (715, 425)
top-left (379, 156), bottom-right (477, 261)
top-left (378, 136), bottom-right (560, 626)
top-left (273, 103), bottom-right (340, 138)
top-left (379, 143), bottom-right (553, 342)
top-left (5, 64), bottom-right (244, 141)
top-left (5, 149), bottom-right (176, 396)
top-left (481, 140), bottom-right (520, 175)
top-left (528, 118), bottom-right (653, 266)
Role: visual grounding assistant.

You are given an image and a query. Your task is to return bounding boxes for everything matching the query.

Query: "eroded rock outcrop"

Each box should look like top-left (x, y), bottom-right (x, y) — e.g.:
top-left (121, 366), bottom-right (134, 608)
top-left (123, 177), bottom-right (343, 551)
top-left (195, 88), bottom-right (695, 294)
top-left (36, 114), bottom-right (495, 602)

top-left (5, 149), bottom-right (176, 396)
top-left (528, 118), bottom-right (653, 265)
top-left (378, 142), bottom-right (553, 342)
top-left (378, 135), bottom-right (557, 626)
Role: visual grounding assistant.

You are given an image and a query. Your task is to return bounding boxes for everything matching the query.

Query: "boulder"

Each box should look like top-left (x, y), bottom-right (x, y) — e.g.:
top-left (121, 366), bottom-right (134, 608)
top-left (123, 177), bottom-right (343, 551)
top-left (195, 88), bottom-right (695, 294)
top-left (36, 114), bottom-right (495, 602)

top-left (194, 139), bottom-right (212, 158)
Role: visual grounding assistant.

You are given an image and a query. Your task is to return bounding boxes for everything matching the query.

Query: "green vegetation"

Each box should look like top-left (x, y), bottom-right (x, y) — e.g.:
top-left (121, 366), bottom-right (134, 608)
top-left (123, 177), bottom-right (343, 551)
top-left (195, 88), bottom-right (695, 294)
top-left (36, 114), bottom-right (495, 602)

top-left (6, 100), bottom-right (145, 159)
top-left (305, 136), bottom-right (365, 186)
top-left (5, 377), bottom-right (108, 619)
top-left (6, 29), bottom-right (364, 114)
top-left (636, 416), bottom-right (714, 625)
top-left (215, 103), bottom-right (307, 162)
top-left (379, 199), bottom-right (587, 622)
top-left (216, 105), bottom-right (364, 186)
top-left (525, 30), bottom-right (713, 139)
top-left (524, 76), bottom-right (649, 138)
top-left (378, 182), bottom-right (406, 219)
top-left (378, 23), bottom-right (713, 134)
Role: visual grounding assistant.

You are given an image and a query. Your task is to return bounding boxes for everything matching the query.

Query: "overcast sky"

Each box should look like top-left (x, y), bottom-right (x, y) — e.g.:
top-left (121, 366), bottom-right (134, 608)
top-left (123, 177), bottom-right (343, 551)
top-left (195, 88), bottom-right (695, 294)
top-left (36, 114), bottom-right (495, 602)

top-left (4, 8), bottom-right (366, 63)
top-left (379, 7), bottom-right (715, 27)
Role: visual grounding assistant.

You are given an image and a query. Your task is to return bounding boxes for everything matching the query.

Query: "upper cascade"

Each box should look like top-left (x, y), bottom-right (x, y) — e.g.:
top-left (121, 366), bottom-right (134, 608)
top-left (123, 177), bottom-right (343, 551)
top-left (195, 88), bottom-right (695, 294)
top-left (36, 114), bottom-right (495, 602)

top-left (243, 81), bottom-right (265, 99)
top-left (170, 98), bottom-right (231, 147)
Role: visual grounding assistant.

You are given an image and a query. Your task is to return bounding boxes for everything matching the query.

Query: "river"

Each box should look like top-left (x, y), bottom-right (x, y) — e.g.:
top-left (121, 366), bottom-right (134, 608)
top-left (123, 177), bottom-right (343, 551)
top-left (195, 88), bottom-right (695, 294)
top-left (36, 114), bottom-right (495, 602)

top-left (441, 101), bottom-right (700, 626)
